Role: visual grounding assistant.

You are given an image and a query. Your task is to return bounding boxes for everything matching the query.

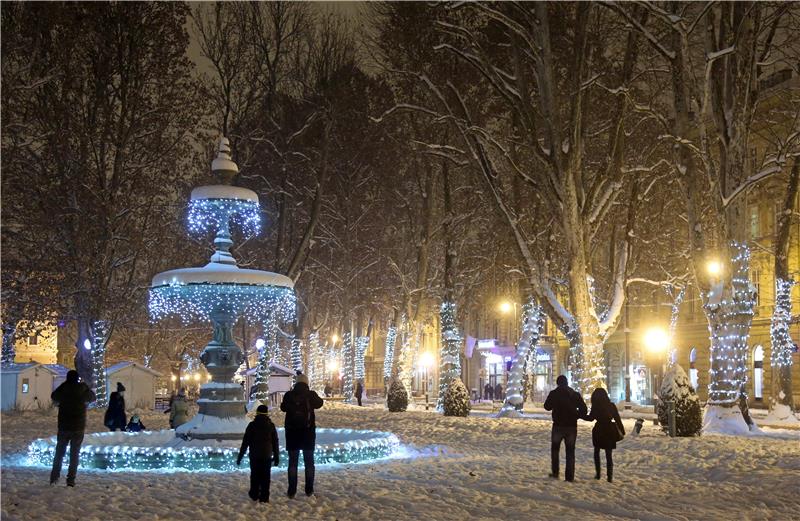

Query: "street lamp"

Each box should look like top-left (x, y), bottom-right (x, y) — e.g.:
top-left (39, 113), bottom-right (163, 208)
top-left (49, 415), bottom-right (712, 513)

top-left (498, 300), bottom-right (519, 343)
top-left (706, 259), bottom-right (723, 278)
top-left (643, 326), bottom-right (669, 405)
top-left (419, 352), bottom-right (435, 407)
top-left (331, 333), bottom-right (339, 345)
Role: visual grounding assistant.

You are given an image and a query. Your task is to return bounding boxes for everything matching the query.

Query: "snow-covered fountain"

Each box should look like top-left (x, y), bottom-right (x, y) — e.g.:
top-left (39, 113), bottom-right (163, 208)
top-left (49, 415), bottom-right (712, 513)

top-left (149, 136), bottom-right (295, 439)
top-left (21, 137), bottom-right (401, 472)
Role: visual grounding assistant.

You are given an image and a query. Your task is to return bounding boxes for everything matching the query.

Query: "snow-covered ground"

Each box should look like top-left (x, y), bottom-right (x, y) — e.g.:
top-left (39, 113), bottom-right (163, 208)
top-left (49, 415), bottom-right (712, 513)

top-left (3, 404), bottom-right (800, 521)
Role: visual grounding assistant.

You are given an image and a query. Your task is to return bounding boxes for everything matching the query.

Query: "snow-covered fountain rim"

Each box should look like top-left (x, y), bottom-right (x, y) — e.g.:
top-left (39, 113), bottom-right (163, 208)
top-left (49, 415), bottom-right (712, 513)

top-left (22, 428), bottom-right (403, 473)
top-left (190, 185), bottom-right (258, 203)
top-left (150, 262), bottom-right (294, 288)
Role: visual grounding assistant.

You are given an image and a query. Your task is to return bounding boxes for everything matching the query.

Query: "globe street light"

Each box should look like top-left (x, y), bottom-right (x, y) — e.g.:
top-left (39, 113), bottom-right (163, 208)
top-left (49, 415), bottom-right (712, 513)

top-left (706, 259), bottom-right (723, 278)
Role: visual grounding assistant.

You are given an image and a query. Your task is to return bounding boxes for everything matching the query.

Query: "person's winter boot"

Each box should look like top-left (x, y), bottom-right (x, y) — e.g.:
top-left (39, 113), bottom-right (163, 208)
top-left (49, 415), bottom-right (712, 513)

top-left (607, 468), bottom-right (613, 483)
top-left (547, 473), bottom-right (558, 479)
top-left (595, 464), bottom-right (601, 480)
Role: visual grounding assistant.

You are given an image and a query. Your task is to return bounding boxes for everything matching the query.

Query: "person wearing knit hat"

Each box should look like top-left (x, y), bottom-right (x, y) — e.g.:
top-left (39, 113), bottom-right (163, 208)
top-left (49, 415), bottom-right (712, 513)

top-left (280, 371), bottom-right (324, 498)
top-left (237, 404), bottom-right (279, 503)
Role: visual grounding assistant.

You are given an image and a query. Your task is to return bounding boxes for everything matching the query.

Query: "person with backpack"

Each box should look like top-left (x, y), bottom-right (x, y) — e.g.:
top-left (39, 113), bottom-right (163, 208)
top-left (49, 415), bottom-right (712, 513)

top-left (585, 387), bottom-right (625, 482)
top-left (543, 375), bottom-right (588, 482)
top-left (280, 373), bottom-right (324, 498)
top-left (49, 370), bottom-right (96, 487)
top-left (237, 404), bottom-right (280, 503)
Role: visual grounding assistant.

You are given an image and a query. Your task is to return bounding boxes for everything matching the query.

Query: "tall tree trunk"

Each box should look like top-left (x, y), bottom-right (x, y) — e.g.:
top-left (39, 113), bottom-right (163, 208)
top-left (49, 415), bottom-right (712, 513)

top-left (498, 303), bottom-right (542, 417)
top-left (1, 322), bottom-right (17, 366)
top-left (770, 160), bottom-right (799, 413)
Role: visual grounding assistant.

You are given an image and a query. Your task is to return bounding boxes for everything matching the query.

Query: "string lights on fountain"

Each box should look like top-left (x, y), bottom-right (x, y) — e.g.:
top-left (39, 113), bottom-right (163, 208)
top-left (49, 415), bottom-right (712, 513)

top-left (436, 301), bottom-right (462, 411)
top-left (704, 243), bottom-right (756, 405)
top-left (26, 428), bottom-right (401, 472)
top-left (770, 278), bottom-right (794, 370)
top-left (498, 302), bottom-right (543, 417)
top-left (187, 198), bottom-right (261, 238)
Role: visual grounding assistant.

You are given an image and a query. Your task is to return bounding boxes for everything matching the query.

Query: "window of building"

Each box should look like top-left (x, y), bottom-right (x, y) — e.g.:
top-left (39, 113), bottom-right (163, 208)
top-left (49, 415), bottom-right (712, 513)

top-left (753, 345), bottom-right (764, 400)
top-left (749, 205), bottom-right (760, 238)
top-left (28, 335), bottom-right (38, 346)
top-left (21, 378), bottom-right (30, 393)
top-left (689, 348), bottom-right (698, 390)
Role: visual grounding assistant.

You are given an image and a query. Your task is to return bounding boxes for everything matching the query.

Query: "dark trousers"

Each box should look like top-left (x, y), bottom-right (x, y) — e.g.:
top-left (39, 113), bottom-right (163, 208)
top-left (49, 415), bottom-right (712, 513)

top-left (50, 430), bottom-right (84, 485)
top-left (594, 447), bottom-right (613, 479)
top-left (551, 425), bottom-right (577, 481)
top-left (287, 449), bottom-right (315, 496)
top-left (248, 458), bottom-right (272, 502)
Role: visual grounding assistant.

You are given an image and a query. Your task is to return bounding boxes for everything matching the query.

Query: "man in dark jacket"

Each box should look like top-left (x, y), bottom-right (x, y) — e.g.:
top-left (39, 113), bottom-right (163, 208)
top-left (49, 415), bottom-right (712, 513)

top-left (237, 405), bottom-right (280, 503)
top-left (50, 370), bottom-right (96, 486)
top-left (104, 382), bottom-right (126, 431)
top-left (280, 373), bottom-right (324, 498)
top-left (543, 375), bottom-right (588, 482)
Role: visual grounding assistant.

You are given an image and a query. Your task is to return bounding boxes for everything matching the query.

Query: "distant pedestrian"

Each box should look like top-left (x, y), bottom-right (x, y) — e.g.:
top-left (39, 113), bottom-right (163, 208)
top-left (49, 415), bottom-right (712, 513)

top-left (324, 382), bottom-right (332, 398)
top-left (237, 404), bottom-right (280, 503)
top-left (543, 375), bottom-right (588, 482)
top-left (484, 383), bottom-right (492, 401)
top-left (125, 414), bottom-right (146, 433)
top-left (280, 373), bottom-right (324, 498)
top-left (355, 381), bottom-right (364, 406)
top-left (495, 382), bottom-right (503, 401)
top-left (49, 370), bottom-right (96, 487)
top-left (585, 388), bottom-right (625, 483)
top-left (104, 382), bottom-right (127, 431)
top-left (169, 388), bottom-right (190, 429)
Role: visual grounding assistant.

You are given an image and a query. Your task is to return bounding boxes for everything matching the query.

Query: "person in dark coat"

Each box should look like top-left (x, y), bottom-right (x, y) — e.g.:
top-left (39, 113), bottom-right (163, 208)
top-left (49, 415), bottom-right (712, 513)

top-left (484, 383), bottom-right (492, 401)
top-left (324, 382), bottom-right (332, 398)
top-left (125, 414), bottom-right (146, 432)
top-left (104, 382), bottom-right (127, 431)
top-left (280, 373), bottom-right (324, 498)
top-left (355, 381), bottom-right (364, 406)
top-left (494, 382), bottom-right (503, 401)
top-left (543, 375), bottom-right (588, 482)
top-left (585, 388), bottom-right (625, 482)
top-left (50, 370), bottom-right (96, 486)
top-left (237, 404), bottom-right (280, 503)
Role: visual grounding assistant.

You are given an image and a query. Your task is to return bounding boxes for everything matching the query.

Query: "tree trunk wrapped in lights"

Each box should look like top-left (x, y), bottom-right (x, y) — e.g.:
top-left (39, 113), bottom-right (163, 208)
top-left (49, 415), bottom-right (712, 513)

top-left (498, 303), bottom-right (543, 418)
top-left (769, 278), bottom-right (796, 417)
top-left (342, 332), bottom-right (355, 402)
top-left (1, 323), bottom-right (16, 366)
top-left (397, 324), bottom-right (417, 403)
top-left (382, 325), bottom-right (397, 384)
top-left (354, 336), bottom-right (368, 394)
top-left (290, 337), bottom-right (303, 375)
top-left (253, 317), bottom-right (277, 404)
top-left (90, 320), bottom-right (110, 409)
top-left (436, 301), bottom-right (462, 411)
top-left (308, 332), bottom-right (326, 394)
top-left (702, 243), bottom-right (757, 434)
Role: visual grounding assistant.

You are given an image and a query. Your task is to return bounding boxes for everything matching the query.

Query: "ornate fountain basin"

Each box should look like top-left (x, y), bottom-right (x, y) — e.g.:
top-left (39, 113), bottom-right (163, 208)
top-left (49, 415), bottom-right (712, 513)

top-left (26, 428), bottom-right (401, 472)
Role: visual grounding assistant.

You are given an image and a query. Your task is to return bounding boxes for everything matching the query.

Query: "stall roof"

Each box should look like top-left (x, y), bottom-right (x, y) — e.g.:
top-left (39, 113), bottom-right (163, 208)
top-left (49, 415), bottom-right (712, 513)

top-left (106, 361), bottom-right (162, 377)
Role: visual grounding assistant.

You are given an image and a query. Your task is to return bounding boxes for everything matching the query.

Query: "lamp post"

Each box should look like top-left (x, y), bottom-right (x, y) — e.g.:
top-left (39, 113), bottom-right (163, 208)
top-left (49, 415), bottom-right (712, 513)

top-left (644, 326), bottom-right (669, 404)
top-left (419, 351), bottom-right (434, 407)
top-left (499, 300), bottom-right (518, 344)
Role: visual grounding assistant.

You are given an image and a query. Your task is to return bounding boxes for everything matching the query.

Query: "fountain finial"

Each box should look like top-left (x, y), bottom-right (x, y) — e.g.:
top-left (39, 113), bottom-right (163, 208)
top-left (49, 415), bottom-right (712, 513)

top-left (211, 135), bottom-right (239, 184)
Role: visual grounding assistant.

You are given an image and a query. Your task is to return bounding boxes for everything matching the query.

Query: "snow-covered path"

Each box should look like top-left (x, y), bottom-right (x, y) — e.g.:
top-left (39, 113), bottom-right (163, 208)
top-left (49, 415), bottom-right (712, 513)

top-left (2, 404), bottom-right (799, 521)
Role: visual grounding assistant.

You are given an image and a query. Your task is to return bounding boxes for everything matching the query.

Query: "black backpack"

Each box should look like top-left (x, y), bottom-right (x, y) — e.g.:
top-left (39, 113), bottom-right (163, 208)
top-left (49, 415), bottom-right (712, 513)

top-left (287, 393), bottom-right (312, 429)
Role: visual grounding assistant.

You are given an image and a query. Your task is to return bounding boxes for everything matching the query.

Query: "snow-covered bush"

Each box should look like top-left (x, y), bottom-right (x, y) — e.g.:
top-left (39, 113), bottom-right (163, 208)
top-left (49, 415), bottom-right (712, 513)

top-left (387, 379), bottom-right (408, 412)
top-left (656, 364), bottom-right (702, 436)
top-left (442, 377), bottom-right (470, 417)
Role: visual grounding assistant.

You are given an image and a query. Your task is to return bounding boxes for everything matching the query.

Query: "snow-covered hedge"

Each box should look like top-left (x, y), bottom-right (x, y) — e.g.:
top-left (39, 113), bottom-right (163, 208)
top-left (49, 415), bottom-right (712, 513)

top-left (656, 364), bottom-right (702, 437)
top-left (387, 379), bottom-right (408, 412)
top-left (443, 378), bottom-right (470, 417)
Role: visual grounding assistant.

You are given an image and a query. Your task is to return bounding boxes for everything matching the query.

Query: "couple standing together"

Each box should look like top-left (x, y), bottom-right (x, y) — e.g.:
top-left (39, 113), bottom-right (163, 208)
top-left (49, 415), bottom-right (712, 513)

top-left (544, 375), bottom-right (625, 483)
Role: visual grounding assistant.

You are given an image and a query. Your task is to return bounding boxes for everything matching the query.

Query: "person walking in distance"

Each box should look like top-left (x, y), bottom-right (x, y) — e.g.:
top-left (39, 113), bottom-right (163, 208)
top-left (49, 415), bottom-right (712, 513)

top-left (49, 370), bottom-right (96, 487)
top-left (280, 373), bottom-right (324, 498)
top-left (543, 375), bottom-right (588, 482)
top-left (104, 382), bottom-right (127, 431)
top-left (355, 381), bottom-right (364, 406)
top-left (237, 405), bottom-right (280, 503)
top-left (585, 388), bottom-right (625, 483)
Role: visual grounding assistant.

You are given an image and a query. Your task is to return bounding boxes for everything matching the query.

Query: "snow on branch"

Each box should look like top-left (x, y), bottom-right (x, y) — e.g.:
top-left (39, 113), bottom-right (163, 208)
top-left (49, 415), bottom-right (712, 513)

top-left (600, 2), bottom-right (676, 61)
